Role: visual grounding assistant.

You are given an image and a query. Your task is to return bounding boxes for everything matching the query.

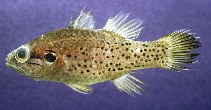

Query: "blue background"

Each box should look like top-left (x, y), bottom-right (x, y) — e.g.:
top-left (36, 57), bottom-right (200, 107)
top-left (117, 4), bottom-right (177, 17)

top-left (0, 0), bottom-right (211, 110)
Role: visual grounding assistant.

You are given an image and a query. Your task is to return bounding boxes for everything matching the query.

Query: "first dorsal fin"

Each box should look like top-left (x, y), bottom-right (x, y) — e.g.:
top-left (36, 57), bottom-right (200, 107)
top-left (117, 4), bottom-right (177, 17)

top-left (103, 12), bottom-right (143, 40)
top-left (112, 73), bottom-right (144, 96)
top-left (69, 10), bottom-right (95, 30)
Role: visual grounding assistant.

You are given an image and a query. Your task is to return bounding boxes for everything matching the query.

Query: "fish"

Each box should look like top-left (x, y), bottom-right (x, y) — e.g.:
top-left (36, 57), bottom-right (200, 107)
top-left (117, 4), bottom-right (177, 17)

top-left (6, 10), bottom-right (201, 96)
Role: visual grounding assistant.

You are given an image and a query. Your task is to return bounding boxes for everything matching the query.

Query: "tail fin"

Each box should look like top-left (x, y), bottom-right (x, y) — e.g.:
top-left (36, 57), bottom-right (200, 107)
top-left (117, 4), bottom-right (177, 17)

top-left (159, 29), bottom-right (201, 71)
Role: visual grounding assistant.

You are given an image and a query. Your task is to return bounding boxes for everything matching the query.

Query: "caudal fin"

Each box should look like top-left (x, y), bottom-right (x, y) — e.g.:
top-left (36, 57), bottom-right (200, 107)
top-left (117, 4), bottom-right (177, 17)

top-left (159, 29), bottom-right (201, 71)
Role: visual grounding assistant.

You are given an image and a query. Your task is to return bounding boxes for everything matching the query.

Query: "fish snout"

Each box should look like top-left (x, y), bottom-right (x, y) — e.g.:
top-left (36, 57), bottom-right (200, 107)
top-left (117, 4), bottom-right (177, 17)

top-left (6, 51), bottom-right (15, 64)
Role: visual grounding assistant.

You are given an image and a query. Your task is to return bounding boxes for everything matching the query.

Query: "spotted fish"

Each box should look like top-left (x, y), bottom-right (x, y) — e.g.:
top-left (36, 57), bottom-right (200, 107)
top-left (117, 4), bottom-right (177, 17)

top-left (6, 10), bottom-right (201, 96)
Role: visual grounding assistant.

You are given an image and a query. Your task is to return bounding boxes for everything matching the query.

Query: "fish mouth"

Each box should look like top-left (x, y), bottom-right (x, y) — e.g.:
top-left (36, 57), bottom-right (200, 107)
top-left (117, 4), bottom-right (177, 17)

top-left (27, 62), bottom-right (43, 67)
top-left (6, 62), bottom-right (44, 79)
top-left (27, 58), bottom-right (43, 67)
top-left (6, 62), bottom-right (27, 75)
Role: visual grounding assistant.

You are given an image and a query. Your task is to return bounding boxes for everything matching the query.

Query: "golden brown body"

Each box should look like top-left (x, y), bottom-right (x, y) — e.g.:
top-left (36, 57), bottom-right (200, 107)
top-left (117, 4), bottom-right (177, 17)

top-left (29, 28), bottom-right (165, 86)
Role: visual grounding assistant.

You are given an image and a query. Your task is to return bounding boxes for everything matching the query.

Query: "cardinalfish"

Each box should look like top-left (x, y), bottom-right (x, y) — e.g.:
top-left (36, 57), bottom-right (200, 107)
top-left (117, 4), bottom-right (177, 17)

top-left (6, 10), bottom-right (201, 96)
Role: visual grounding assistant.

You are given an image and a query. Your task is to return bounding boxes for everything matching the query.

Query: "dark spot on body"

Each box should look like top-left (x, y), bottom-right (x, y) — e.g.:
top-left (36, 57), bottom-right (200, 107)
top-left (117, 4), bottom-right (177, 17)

top-left (67, 55), bottom-right (71, 57)
top-left (100, 61), bottom-right (103, 64)
top-left (84, 65), bottom-right (87, 68)
top-left (82, 51), bottom-right (85, 55)
top-left (106, 64), bottom-right (109, 67)
top-left (126, 56), bottom-right (130, 60)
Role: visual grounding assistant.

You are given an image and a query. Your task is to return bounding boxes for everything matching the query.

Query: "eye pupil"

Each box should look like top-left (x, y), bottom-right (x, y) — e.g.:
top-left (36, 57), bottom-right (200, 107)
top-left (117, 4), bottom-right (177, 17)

top-left (44, 53), bottom-right (56, 62)
top-left (18, 50), bottom-right (26, 58)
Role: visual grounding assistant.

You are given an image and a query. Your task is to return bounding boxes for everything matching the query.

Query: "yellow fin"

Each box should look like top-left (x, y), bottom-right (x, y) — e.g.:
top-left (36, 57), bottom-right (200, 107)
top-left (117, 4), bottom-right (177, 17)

top-left (158, 29), bottom-right (201, 71)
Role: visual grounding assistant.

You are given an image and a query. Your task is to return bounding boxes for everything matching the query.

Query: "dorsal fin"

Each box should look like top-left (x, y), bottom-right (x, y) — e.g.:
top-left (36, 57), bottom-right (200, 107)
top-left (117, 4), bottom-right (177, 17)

top-left (69, 10), bottom-right (95, 30)
top-left (112, 73), bottom-right (144, 96)
top-left (103, 12), bottom-right (143, 39)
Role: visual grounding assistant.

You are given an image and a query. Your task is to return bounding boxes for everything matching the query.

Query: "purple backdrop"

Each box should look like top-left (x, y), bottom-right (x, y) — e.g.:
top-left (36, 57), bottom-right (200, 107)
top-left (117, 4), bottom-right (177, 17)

top-left (0, 0), bottom-right (211, 110)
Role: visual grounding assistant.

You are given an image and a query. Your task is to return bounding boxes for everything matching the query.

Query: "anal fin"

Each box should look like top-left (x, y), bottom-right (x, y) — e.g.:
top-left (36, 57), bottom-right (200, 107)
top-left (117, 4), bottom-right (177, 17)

top-left (112, 73), bottom-right (144, 96)
top-left (66, 83), bottom-right (93, 94)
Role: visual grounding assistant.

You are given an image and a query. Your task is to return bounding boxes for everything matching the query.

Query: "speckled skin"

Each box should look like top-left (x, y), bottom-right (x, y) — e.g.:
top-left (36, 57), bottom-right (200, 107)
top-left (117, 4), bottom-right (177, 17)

top-left (28, 28), bottom-right (165, 86)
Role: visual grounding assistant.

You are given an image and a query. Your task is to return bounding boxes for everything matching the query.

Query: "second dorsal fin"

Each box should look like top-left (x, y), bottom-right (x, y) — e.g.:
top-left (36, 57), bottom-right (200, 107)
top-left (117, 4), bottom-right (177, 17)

top-left (103, 12), bottom-right (143, 40)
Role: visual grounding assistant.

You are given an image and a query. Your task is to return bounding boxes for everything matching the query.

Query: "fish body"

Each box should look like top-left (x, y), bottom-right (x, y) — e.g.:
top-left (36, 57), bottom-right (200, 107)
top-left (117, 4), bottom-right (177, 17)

top-left (6, 11), bottom-right (201, 95)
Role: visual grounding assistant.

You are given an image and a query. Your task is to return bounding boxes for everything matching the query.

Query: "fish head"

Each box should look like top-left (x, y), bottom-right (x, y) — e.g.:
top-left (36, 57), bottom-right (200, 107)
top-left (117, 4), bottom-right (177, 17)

top-left (6, 39), bottom-right (66, 81)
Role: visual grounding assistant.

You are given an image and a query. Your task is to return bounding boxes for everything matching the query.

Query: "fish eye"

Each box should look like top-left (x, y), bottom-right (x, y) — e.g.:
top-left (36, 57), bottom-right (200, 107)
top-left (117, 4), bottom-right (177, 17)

top-left (15, 45), bottom-right (30, 63)
top-left (44, 53), bottom-right (56, 63)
